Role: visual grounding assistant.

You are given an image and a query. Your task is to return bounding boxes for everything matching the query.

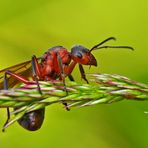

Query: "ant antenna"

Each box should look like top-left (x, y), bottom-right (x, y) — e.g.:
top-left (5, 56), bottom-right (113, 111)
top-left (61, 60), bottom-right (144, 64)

top-left (94, 45), bottom-right (134, 50)
top-left (89, 37), bottom-right (134, 52)
top-left (90, 37), bottom-right (116, 52)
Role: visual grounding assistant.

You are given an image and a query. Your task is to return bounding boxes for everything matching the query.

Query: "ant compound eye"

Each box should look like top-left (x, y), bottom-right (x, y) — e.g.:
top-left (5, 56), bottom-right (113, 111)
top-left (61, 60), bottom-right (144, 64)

top-left (76, 52), bottom-right (82, 58)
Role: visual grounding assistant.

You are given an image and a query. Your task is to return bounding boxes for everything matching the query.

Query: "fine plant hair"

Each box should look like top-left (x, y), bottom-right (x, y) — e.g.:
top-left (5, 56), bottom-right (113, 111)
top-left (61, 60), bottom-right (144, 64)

top-left (0, 73), bottom-right (147, 131)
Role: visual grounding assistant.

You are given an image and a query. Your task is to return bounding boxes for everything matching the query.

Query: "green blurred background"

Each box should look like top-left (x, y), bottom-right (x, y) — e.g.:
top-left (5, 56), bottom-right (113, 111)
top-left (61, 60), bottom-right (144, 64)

top-left (0, 0), bottom-right (148, 148)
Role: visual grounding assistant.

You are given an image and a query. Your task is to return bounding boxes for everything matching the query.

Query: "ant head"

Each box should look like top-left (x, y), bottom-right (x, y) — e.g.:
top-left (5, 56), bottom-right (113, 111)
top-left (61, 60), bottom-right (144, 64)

top-left (71, 37), bottom-right (134, 66)
top-left (71, 45), bottom-right (97, 66)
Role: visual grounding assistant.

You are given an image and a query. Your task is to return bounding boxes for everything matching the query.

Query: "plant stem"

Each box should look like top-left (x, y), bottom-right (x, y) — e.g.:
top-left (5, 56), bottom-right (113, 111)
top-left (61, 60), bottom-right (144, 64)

top-left (0, 73), bottom-right (148, 130)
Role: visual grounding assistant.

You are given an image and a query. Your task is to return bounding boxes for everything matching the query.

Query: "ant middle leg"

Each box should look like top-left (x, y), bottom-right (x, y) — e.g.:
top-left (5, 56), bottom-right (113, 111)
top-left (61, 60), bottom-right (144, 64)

top-left (56, 53), bottom-right (70, 111)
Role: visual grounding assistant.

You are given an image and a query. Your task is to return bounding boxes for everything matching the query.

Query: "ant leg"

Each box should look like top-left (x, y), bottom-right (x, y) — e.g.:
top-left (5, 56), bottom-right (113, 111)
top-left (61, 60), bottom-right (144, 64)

top-left (2, 73), bottom-right (10, 132)
top-left (2, 70), bottom-right (32, 132)
top-left (68, 74), bottom-right (75, 81)
top-left (2, 108), bottom-right (10, 132)
top-left (57, 53), bottom-right (70, 111)
top-left (79, 64), bottom-right (89, 84)
top-left (57, 53), bottom-right (67, 93)
top-left (31, 55), bottom-right (42, 95)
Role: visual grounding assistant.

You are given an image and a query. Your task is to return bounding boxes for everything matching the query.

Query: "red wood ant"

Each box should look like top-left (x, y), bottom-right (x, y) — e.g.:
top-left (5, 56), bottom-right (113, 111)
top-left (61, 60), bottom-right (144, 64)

top-left (0, 37), bottom-right (133, 131)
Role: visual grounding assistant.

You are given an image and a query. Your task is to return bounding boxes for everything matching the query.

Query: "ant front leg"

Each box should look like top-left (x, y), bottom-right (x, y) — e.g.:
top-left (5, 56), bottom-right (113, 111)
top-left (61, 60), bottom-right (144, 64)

top-left (2, 70), bottom-right (33, 132)
top-left (64, 62), bottom-right (88, 83)
top-left (68, 74), bottom-right (75, 81)
top-left (79, 64), bottom-right (89, 84)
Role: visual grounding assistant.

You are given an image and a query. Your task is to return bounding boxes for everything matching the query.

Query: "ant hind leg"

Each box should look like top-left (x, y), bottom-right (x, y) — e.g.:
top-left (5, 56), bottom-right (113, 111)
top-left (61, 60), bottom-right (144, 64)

top-left (2, 70), bottom-right (34, 132)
